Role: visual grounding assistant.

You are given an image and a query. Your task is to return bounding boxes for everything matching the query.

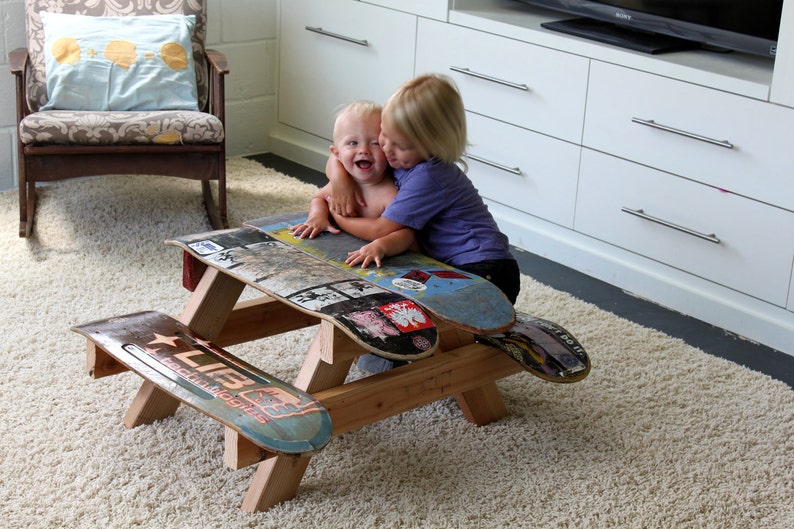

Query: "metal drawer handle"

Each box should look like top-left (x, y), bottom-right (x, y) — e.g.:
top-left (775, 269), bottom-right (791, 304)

top-left (450, 66), bottom-right (529, 91)
top-left (621, 207), bottom-right (721, 244)
top-left (631, 118), bottom-right (733, 149)
top-left (467, 153), bottom-right (522, 175)
top-left (305, 26), bottom-right (369, 47)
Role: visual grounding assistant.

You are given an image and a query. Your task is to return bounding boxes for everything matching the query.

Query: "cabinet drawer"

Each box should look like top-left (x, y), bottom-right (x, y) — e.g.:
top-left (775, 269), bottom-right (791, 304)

top-left (575, 150), bottom-right (794, 306)
top-left (279, 0), bottom-right (416, 140)
top-left (362, 0), bottom-right (447, 20)
top-left (584, 61), bottom-right (794, 211)
top-left (467, 113), bottom-right (580, 227)
top-left (415, 18), bottom-right (589, 143)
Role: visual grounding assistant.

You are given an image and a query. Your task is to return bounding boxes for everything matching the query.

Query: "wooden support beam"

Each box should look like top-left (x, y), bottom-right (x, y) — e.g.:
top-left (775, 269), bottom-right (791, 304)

top-left (178, 266), bottom-right (246, 340)
top-left (123, 380), bottom-right (181, 428)
top-left (455, 382), bottom-right (510, 425)
top-left (314, 343), bottom-right (521, 436)
top-left (215, 296), bottom-right (319, 347)
top-left (224, 427), bottom-right (273, 470)
top-left (85, 341), bottom-right (127, 378)
top-left (242, 454), bottom-right (312, 513)
top-left (293, 320), bottom-right (360, 393)
top-left (239, 320), bottom-right (360, 511)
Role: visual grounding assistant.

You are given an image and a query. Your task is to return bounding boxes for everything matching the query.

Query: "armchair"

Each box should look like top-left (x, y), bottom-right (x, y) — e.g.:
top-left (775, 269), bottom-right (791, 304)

top-left (10, 0), bottom-right (229, 237)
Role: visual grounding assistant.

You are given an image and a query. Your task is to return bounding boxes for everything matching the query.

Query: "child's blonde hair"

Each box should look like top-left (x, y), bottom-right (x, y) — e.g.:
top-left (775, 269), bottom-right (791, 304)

top-left (333, 99), bottom-right (383, 143)
top-left (382, 74), bottom-right (467, 168)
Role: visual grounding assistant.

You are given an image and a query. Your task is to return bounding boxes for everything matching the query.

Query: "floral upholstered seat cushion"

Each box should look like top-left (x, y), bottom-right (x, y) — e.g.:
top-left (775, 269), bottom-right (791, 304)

top-left (19, 110), bottom-right (224, 145)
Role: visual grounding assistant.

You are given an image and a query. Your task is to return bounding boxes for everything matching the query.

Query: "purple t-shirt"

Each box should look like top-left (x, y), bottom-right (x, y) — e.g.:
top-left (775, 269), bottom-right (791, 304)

top-left (382, 159), bottom-right (513, 266)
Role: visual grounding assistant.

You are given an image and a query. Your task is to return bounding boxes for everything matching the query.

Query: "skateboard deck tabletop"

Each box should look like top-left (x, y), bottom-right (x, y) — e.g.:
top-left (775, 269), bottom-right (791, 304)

top-left (245, 213), bottom-right (516, 334)
top-left (166, 227), bottom-right (438, 361)
top-left (72, 311), bottom-right (332, 455)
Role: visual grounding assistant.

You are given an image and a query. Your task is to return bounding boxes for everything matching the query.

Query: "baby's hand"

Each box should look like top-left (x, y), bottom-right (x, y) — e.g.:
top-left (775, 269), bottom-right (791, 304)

top-left (345, 242), bottom-right (386, 268)
top-left (327, 193), bottom-right (365, 218)
top-left (290, 219), bottom-right (339, 239)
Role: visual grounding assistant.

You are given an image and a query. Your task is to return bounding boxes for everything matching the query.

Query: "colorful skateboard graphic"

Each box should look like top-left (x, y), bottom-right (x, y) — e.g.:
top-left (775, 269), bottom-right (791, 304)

top-left (475, 312), bottom-right (591, 383)
top-left (166, 227), bottom-right (437, 361)
top-left (244, 213), bottom-right (516, 334)
top-left (72, 311), bottom-right (332, 454)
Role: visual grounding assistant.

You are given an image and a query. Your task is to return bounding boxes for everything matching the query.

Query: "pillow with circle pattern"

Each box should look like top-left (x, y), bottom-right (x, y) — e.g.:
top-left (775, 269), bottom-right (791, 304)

top-left (39, 12), bottom-right (199, 111)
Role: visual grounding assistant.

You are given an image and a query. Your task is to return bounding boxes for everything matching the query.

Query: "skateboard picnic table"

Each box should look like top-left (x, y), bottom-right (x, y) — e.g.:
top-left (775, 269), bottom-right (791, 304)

top-left (87, 223), bottom-right (525, 512)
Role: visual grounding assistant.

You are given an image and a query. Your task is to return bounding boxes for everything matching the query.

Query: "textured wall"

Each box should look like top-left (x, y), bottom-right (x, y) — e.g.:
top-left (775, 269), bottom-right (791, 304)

top-left (0, 0), bottom-right (279, 192)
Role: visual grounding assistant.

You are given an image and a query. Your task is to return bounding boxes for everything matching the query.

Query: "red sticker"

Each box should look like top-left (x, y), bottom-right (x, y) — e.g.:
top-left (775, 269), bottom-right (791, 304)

top-left (379, 301), bottom-right (434, 332)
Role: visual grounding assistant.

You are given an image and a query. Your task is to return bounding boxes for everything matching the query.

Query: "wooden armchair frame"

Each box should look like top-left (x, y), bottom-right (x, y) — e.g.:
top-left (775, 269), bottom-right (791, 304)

top-left (9, 17), bottom-right (229, 238)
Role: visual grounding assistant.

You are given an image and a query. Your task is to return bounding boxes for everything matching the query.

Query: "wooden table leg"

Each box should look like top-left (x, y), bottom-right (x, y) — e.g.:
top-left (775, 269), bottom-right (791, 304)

top-left (122, 266), bottom-right (246, 427)
top-left (294, 321), bottom-right (361, 393)
top-left (124, 380), bottom-right (181, 428)
top-left (241, 320), bottom-right (361, 511)
top-left (455, 383), bottom-right (510, 426)
top-left (436, 321), bottom-right (511, 426)
top-left (86, 341), bottom-right (127, 379)
top-left (178, 266), bottom-right (247, 339)
top-left (242, 455), bottom-right (312, 513)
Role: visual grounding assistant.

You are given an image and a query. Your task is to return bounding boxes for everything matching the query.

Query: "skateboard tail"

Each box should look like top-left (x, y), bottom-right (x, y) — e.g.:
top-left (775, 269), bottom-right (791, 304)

top-left (475, 312), bottom-right (591, 383)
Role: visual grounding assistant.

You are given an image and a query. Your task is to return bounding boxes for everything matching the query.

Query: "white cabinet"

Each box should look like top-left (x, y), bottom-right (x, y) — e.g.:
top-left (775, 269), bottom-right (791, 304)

top-left (581, 60), bottom-right (794, 311)
top-left (575, 150), bottom-right (794, 306)
top-left (415, 18), bottom-right (585, 227)
top-left (278, 0), bottom-right (416, 142)
top-left (584, 62), bottom-right (794, 211)
top-left (466, 112), bottom-right (580, 228)
top-left (274, 0), bottom-right (794, 356)
top-left (415, 18), bottom-right (588, 143)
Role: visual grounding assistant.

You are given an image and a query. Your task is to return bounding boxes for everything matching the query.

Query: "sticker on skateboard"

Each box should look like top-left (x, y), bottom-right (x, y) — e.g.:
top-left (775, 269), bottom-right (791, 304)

top-left (72, 311), bottom-right (332, 454)
top-left (166, 227), bottom-right (437, 361)
top-left (244, 213), bottom-right (516, 334)
top-left (475, 312), bottom-right (591, 383)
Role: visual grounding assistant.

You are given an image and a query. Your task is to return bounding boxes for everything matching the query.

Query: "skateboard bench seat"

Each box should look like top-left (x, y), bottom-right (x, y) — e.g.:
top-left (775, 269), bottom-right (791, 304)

top-left (73, 311), bottom-right (332, 470)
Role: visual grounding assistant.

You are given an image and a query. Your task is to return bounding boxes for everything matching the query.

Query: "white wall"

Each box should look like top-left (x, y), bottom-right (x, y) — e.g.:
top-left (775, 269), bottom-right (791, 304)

top-left (0, 0), bottom-right (279, 193)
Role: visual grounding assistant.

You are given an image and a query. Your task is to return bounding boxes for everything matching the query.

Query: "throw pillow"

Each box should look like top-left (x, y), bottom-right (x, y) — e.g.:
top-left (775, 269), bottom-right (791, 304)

top-left (40, 12), bottom-right (199, 111)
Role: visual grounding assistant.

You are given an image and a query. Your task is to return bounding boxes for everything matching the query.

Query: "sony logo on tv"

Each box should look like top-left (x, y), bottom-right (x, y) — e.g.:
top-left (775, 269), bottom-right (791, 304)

top-left (614, 11), bottom-right (632, 21)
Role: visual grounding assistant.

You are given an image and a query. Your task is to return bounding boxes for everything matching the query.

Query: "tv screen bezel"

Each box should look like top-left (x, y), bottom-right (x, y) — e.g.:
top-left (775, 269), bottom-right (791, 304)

top-left (513, 0), bottom-right (780, 58)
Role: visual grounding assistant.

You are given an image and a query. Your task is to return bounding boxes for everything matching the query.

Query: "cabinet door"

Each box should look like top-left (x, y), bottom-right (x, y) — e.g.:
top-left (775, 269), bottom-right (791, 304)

top-left (770, 0), bottom-right (794, 108)
top-left (584, 61), bottom-right (794, 212)
top-left (415, 18), bottom-right (588, 143)
top-left (467, 113), bottom-right (580, 228)
top-left (789, 267), bottom-right (794, 312)
top-left (575, 150), bottom-right (794, 306)
top-left (279, 0), bottom-right (416, 141)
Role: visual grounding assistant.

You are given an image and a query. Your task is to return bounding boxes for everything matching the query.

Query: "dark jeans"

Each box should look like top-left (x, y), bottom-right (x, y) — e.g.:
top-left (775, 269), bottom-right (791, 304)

top-left (457, 258), bottom-right (521, 305)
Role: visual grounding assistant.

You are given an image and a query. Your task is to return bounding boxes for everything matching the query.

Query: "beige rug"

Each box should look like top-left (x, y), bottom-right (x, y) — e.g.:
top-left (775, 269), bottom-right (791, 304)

top-left (1, 158), bottom-right (792, 528)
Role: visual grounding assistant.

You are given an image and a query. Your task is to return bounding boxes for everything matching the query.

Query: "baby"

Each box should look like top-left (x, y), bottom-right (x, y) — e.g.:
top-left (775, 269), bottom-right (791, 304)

top-left (290, 100), bottom-right (395, 239)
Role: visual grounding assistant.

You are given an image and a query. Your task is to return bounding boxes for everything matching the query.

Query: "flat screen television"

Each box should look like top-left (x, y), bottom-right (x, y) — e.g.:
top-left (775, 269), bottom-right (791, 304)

top-left (512, 0), bottom-right (783, 57)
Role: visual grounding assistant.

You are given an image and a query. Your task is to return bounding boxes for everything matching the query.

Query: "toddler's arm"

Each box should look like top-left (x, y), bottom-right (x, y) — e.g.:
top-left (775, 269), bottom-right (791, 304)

top-left (345, 228), bottom-right (416, 268)
top-left (331, 211), bottom-right (404, 242)
top-left (326, 156), bottom-right (365, 217)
